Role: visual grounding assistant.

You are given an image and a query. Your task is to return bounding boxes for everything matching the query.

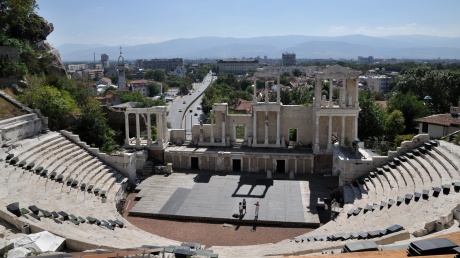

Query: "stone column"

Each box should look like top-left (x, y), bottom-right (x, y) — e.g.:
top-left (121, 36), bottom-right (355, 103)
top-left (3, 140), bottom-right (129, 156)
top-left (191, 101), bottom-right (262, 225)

top-left (147, 113), bottom-right (152, 145)
top-left (277, 76), bottom-right (281, 104)
top-left (276, 111), bottom-right (280, 146)
top-left (265, 81), bottom-right (269, 103)
top-left (329, 79), bottom-right (333, 107)
top-left (341, 116), bottom-right (345, 146)
top-left (327, 115), bottom-right (332, 150)
top-left (315, 79), bottom-right (321, 108)
top-left (210, 110), bottom-right (215, 143)
top-left (199, 121), bottom-right (204, 143)
top-left (252, 110), bottom-right (257, 145)
top-left (314, 116), bottom-right (319, 151)
top-left (124, 112), bottom-right (130, 145)
top-left (221, 112), bottom-right (226, 145)
top-left (355, 115), bottom-right (358, 140)
top-left (355, 79), bottom-right (359, 108)
top-left (135, 113), bottom-right (141, 145)
top-left (264, 111), bottom-right (269, 145)
top-left (163, 111), bottom-right (167, 143)
top-left (248, 157), bottom-right (251, 173)
top-left (158, 112), bottom-right (163, 144)
top-left (253, 78), bottom-right (257, 103)
top-left (294, 158), bottom-right (297, 174)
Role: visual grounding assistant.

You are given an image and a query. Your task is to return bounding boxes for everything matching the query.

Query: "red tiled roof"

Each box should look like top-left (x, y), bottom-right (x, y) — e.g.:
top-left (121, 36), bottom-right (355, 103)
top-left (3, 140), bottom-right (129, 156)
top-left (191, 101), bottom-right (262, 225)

top-left (415, 114), bottom-right (460, 127)
top-left (230, 98), bottom-right (253, 113)
top-left (100, 77), bottom-right (111, 83)
top-left (128, 79), bottom-right (149, 84)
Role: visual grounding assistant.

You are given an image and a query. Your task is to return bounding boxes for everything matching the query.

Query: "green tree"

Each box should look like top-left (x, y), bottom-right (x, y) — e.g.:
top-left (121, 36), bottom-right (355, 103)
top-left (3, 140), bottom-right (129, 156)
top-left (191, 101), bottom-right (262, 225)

top-left (152, 70), bottom-right (165, 82)
top-left (392, 67), bottom-right (460, 113)
top-left (118, 91), bottom-right (165, 107)
top-left (385, 110), bottom-right (405, 141)
top-left (75, 98), bottom-right (118, 153)
top-left (110, 74), bottom-right (118, 85)
top-left (143, 69), bottom-right (154, 80)
top-left (387, 92), bottom-right (429, 134)
top-left (147, 83), bottom-right (161, 97)
top-left (292, 69), bottom-right (302, 77)
top-left (358, 90), bottom-right (386, 141)
top-left (19, 85), bottom-right (79, 130)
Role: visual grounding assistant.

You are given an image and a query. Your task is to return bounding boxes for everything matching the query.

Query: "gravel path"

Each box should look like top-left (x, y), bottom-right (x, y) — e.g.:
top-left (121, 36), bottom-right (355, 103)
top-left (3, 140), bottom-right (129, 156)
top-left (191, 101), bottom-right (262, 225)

top-left (123, 193), bottom-right (314, 247)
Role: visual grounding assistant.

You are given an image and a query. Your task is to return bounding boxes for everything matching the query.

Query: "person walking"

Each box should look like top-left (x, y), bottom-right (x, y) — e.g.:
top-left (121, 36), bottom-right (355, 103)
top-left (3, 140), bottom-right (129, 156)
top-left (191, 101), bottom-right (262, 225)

top-left (242, 199), bottom-right (247, 214)
top-left (238, 202), bottom-right (243, 218)
top-left (254, 201), bottom-right (260, 218)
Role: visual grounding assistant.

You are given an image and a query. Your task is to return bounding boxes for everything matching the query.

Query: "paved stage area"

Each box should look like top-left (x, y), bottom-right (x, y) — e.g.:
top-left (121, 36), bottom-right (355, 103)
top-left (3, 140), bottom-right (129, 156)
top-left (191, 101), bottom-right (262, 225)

top-left (129, 173), bottom-right (335, 226)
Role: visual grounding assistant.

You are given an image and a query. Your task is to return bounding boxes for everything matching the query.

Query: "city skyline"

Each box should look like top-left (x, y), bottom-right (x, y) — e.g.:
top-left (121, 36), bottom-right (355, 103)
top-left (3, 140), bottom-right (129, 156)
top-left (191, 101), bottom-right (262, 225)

top-left (36, 0), bottom-right (460, 47)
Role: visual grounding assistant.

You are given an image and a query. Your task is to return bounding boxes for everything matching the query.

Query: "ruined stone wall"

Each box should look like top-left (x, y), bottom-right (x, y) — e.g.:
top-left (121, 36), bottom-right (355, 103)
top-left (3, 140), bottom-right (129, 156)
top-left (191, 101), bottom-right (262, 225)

top-left (281, 105), bottom-right (312, 145)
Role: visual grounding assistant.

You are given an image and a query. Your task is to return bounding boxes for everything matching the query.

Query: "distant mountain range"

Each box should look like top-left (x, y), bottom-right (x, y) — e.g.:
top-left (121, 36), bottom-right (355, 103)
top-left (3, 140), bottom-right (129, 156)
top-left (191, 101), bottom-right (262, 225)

top-left (56, 34), bottom-right (460, 61)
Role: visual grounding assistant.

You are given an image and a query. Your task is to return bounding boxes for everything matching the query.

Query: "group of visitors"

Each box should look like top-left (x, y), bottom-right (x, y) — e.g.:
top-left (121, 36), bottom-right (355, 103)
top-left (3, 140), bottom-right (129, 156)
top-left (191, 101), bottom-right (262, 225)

top-left (238, 199), bottom-right (260, 219)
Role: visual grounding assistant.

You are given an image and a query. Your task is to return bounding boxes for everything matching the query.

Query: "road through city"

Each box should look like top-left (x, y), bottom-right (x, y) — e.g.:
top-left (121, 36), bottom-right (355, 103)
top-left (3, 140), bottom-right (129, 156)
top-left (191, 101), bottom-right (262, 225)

top-left (167, 72), bottom-right (215, 132)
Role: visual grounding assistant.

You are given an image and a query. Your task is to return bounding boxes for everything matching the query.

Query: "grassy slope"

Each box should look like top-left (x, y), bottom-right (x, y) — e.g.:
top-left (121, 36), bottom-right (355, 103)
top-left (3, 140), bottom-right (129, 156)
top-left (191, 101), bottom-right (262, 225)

top-left (0, 97), bottom-right (26, 120)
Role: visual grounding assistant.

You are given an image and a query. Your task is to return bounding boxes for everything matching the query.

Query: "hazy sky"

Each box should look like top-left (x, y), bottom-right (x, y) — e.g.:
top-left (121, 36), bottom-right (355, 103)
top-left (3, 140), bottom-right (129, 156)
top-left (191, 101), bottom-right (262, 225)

top-left (36, 0), bottom-right (460, 47)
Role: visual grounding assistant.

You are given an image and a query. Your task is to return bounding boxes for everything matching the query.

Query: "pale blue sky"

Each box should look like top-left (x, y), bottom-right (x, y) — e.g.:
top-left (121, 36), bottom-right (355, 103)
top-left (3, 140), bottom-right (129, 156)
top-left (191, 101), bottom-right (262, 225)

top-left (36, 0), bottom-right (460, 47)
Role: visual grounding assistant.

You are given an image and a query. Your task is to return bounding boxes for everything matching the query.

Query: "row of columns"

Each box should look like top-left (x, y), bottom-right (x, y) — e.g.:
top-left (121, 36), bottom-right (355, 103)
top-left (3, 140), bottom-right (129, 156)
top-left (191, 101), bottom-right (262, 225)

top-left (208, 110), bottom-right (226, 144)
top-left (314, 114), bottom-right (358, 151)
top-left (315, 78), bottom-right (359, 108)
top-left (252, 110), bottom-right (281, 146)
top-left (253, 77), bottom-right (281, 104)
top-left (125, 111), bottom-right (166, 146)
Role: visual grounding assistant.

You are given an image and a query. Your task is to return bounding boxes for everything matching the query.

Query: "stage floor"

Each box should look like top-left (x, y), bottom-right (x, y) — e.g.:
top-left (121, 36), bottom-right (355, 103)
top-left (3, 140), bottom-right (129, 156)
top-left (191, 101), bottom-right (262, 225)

top-left (129, 173), bottom-right (335, 226)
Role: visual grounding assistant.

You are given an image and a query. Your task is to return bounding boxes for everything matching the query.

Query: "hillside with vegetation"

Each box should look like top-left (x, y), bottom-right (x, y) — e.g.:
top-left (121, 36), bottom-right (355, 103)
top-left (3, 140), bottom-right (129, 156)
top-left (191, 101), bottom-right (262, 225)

top-left (0, 0), bottom-right (119, 152)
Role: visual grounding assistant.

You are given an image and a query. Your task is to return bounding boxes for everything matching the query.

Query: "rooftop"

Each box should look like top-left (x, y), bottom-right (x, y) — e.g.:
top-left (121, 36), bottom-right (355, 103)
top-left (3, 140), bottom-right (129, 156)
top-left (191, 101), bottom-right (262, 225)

top-left (415, 114), bottom-right (460, 127)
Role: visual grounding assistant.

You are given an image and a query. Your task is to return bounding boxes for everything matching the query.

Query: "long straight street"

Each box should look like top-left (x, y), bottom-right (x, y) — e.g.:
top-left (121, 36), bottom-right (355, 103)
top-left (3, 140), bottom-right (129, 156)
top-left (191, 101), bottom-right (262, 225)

top-left (167, 72), bottom-right (215, 131)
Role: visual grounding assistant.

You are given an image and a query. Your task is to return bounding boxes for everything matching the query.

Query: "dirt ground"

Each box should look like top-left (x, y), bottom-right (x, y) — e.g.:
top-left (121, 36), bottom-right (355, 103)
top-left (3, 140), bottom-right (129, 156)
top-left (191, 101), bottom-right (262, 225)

top-left (123, 193), bottom-right (314, 247)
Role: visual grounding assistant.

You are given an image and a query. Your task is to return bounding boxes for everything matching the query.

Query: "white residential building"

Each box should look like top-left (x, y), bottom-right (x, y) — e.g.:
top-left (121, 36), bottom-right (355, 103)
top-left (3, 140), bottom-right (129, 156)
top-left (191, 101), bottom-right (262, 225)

top-left (359, 75), bottom-right (393, 93)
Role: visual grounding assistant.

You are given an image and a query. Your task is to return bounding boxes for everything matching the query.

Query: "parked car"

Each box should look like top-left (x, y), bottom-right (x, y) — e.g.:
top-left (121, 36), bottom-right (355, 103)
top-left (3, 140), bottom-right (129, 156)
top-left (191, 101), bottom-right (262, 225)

top-left (179, 109), bottom-right (183, 112)
top-left (183, 101), bottom-right (186, 104)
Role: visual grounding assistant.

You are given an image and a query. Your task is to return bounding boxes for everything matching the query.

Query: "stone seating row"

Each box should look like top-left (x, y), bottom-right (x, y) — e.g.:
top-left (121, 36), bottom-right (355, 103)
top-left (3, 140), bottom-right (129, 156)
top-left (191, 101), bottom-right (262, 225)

top-left (295, 224), bottom-right (404, 243)
top-left (0, 114), bottom-right (43, 143)
top-left (310, 185), bottom-right (458, 238)
top-left (6, 202), bottom-right (124, 229)
top-left (344, 141), bottom-right (460, 216)
top-left (3, 201), bottom-right (176, 249)
top-left (4, 156), bottom-right (117, 203)
top-left (3, 133), bottom-right (127, 201)
top-left (0, 164), bottom-right (133, 245)
top-left (0, 113), bottom-right (36, 127)
top-left (313, 141), bottom-right (460, 237)
top-left (436, 143), bottom-right (460, 171)
top-left (8, 131), bottom-right (60, 155)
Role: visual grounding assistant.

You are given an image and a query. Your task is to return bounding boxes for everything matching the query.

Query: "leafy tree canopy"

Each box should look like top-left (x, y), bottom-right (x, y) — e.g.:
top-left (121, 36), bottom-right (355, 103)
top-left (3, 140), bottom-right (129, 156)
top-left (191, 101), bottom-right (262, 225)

top-left (75, 97), bottom-right (118, 153)
top-left (358, 90), bottom-right (386, 141)
top-left (19, 84), bottom-right (79, 130)
top-left (387, 92), bottom-right (430, 134)
top-left (392, 66), bottom-right (460, 113)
